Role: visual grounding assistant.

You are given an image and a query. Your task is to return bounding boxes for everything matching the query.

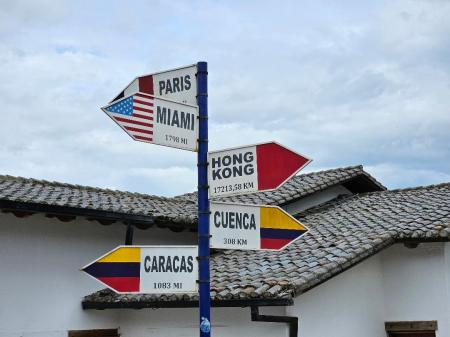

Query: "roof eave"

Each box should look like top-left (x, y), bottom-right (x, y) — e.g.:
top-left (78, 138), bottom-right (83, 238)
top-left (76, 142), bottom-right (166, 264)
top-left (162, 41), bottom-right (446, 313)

top-left (82, 297), bottom-right (293, 310)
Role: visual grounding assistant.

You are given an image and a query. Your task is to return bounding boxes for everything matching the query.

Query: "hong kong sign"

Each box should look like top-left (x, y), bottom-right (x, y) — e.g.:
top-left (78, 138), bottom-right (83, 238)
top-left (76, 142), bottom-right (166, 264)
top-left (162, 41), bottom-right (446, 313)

top-left (208, 142), bottom-right (311, 197)
top-left (210, 202), bottom-right (308, 251)
top-left (82, 246), bottom-right (198, 294)
top-left (111, 64), bottom-right (197, 105)
top-left (102, 92), bottom-right (199, 151)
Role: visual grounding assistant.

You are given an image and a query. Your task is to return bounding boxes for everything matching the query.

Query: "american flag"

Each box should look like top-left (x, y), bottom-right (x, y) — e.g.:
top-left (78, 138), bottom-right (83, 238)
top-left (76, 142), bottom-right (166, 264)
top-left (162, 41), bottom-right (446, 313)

top-left (104, 93), bottom-right (154, 142)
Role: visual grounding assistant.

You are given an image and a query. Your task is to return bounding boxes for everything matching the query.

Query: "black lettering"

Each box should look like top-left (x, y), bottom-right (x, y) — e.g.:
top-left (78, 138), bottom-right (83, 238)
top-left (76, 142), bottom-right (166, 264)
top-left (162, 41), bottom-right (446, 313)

top-left (172, 110), bottom-right (180, 127)
top-left (180, 111), bottom-right (191, 129)
top-left (187, 256), bottom-right (194, 272)
top-left (156, 106), bottom-right (167, 124)
top-left (250, 214), bottom-right (256, 229)
top-left (233, 165), bottom-right (242, 177)
top-left (144, 256), bottom-right (151, 272)
top-left (184, 75), bottom-right (191, 90)
top-left (165, 255), bottom-right (173, 272)
top-left (236, 212), bottom-right (242, 229)
top-left (173, 77), bottom-right (180, 92)
top-left (243, 213), bottom-right (249, 229)
top-left (222, 211), bottom-right (228, 228)
top-left (191, 114), bottom-right (194, 131)
top-left (158, 256), bottom-right (165, 272)
top-left (243, 151), bottom-right (253, 162)
top-left (211, 157), bottom-right (221, 168)
top-left (244, 164), bottom-right (254, 175)
top-left (232, 153), bottom-right (242, 165)
top-left (222, 168), bottom-right (232, 179)
top-left (229, 212), bottom-right (235, 228)
top-left (159, 81), bottom-right (165, 95)
top-left (222, 155), bottom-right (231, 166)
top-left (173, 256), bottom-right (180, 272)
top-left (214, 211), bottom-right (220, 227)
top-left (165, 79), bottom-right (172, 94)
top-left (180, 256), bottom-right (187, 272)
top-left (212, 169), bottom-right (222, 180)
top-left (151, 256), bottom-right (158, 272)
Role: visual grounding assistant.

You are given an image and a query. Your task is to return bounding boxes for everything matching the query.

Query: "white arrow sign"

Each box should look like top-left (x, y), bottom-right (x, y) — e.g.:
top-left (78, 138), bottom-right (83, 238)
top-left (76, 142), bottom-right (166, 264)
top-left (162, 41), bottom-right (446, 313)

top-left (210, 202), bottom-right (308, 251)
top-left (82, 245), bottom-right (198, 294)
top-left (102, 92), bottom-right (199, 151)
top-left (111, 64), bottom-right (197, 105)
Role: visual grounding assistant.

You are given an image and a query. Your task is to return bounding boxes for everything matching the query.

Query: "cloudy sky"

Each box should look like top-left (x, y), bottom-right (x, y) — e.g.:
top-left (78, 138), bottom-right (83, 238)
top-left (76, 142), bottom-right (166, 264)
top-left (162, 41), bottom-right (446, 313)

top-left (1, 0), bottom-right (449, 196)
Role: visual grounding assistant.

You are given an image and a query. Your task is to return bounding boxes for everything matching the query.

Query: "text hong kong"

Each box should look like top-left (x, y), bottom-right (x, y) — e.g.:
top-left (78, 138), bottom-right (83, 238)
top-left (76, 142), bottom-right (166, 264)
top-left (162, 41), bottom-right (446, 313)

top-left (208, 147), bottom-right (258, 196)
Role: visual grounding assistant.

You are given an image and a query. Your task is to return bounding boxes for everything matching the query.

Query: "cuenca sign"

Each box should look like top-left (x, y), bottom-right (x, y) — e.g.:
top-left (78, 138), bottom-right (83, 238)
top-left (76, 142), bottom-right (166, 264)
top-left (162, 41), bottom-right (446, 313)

top-left (111, 64), bottom-right (197, 105)
top-left (82, 246), bottom-right (198, 294)
top-left (102, 92), bottom-right (199, 151)
top-left (210, 202), bottom-right (308, 251)
top-left (208, 142), bottom-right (311, 198)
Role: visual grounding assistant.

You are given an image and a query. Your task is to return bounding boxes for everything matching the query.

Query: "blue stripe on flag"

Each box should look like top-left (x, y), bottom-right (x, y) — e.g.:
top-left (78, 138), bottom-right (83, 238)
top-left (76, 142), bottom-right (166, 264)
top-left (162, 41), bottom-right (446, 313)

top-left (105, 96), bottom-right (134, 116)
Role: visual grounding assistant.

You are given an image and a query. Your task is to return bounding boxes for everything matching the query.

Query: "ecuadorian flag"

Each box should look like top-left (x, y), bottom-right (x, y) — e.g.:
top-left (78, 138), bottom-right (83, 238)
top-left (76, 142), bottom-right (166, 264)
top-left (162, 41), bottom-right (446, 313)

top-left (259, 207), bottom-right (308, 250)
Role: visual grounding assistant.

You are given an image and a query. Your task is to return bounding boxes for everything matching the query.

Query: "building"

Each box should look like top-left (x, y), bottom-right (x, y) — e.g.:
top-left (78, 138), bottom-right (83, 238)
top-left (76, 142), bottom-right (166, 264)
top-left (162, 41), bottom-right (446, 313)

top-left (1, 165), bottom-right (449, 337)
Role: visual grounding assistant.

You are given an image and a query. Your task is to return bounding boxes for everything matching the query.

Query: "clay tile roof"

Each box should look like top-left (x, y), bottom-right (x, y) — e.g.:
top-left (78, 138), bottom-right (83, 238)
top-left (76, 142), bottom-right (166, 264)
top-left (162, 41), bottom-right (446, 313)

top-left (0, 165), bottom-right (383, 227)
top-left (174, 165), bottom-right (386, 206)
top-left (83, 182), bottom-right (450, 308)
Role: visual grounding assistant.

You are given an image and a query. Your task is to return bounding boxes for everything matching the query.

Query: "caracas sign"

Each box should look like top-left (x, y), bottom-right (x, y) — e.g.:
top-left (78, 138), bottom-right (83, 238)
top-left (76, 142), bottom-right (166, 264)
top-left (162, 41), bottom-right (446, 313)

top-left (82, 246), bottom-right (198, 294)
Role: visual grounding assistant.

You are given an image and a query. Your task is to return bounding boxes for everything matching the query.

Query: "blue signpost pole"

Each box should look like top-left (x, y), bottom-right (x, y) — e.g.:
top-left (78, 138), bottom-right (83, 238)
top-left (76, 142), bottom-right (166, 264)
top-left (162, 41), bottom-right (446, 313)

top-left (196, 61), bottom-right (211, 337)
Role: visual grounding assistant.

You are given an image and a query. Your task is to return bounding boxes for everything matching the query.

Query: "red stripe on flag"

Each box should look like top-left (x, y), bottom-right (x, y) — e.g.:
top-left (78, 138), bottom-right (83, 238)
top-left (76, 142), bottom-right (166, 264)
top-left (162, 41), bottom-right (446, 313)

top-left (98, 277), bottom-right (140, 292)
top-left (260, 238), bottom-right (292, 250)
top-left (133, 113), bottom-right (153, 121)
top-left (139, 75), bottom-right (154, 95)
top-left (134, 135), bottom-right (153, 142)
top-left (135, 93), bottom-right (153, 99)
top-left (256, 143), bottom-right (309, 191)
top-left (134, 99), bottom-right (154, 106)
top-left (134, 106), bottom-right (153, 113)
top-left (113, 116), bottom-right (153, 128)
top-left (124, 126), bottom-right (153, 135)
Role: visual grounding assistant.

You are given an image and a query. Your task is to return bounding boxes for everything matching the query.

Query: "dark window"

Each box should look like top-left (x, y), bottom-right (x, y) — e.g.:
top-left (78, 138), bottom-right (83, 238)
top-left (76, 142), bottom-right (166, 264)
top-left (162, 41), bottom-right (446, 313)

top-left (386, 321), bottom-right (437, 337)
top-left (68, 329), bottom-right (119, 337)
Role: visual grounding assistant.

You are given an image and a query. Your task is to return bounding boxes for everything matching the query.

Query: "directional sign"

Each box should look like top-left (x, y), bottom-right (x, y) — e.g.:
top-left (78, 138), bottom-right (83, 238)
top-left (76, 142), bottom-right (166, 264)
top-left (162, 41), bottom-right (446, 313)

top-left (102, 92), bottom-right (199, 151)
top-left (82, 246), bottom-right (198, 294)
top-left (208, 142), bottom-right (311, 197)
top-left (210, 202), bottom-right (308, 251)
top-left (111, 64), bottom-right (197, 105)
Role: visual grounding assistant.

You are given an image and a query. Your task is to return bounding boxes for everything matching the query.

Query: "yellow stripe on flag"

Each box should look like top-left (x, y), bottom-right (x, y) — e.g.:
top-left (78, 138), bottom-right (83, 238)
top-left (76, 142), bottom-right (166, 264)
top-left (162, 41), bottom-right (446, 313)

top-left (260, 207), bottom-right (306, 230)
top-left (98, 247), bottom-right (141, 263)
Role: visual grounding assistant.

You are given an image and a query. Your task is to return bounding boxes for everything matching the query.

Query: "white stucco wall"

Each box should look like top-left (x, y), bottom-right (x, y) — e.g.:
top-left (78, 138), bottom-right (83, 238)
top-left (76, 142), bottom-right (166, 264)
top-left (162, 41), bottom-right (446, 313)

top-left (382, 242), bottom-right (450, 336)
top-left (2, 212), bottom-right (450, 337)
top-left (289, 242), bottom-right (450, 337)
top-left (117, 306), bottom-right (286, 337)
top-left (0, 213), bottom-right (285, 337)
top-left (288, 254), bottom-right (386, 337)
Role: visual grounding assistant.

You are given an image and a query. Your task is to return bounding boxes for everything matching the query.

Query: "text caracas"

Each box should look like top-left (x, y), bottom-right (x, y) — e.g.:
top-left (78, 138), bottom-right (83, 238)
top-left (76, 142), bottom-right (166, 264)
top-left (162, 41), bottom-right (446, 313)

top-left (143, 255), bottom-right (194, 273)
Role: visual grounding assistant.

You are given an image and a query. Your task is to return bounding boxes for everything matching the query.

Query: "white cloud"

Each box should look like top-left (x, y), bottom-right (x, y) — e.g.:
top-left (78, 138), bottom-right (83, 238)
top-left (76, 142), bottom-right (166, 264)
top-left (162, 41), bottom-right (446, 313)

top-left (0, 0), bottom-right (449, 196)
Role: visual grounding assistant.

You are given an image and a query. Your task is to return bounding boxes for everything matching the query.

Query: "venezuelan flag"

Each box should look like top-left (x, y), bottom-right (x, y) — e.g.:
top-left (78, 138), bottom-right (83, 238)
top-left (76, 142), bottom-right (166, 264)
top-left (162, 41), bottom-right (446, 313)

top-left (260, 207), bottom-right (307, 250)
top-left (83, 247), bottom-right (141, 292)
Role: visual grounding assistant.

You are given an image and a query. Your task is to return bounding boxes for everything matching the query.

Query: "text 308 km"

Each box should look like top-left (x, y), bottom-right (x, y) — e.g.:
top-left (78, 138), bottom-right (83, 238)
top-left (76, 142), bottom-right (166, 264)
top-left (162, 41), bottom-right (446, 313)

top-left (213, 182), bottom-right (254, 194)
